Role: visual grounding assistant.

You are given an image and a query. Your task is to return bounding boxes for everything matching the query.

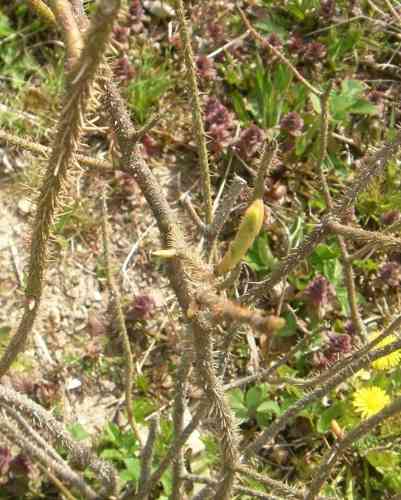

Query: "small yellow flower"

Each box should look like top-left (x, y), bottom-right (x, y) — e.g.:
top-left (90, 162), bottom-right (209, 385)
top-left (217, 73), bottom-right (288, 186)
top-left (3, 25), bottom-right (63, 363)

top-left (369, 331), bottom-right (401, 370)
top-left (353, 386), bottom-right (390, 419)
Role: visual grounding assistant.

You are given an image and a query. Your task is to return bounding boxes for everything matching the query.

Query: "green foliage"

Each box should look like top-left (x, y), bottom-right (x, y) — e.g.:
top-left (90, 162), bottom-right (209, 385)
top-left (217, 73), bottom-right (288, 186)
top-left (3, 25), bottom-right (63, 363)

top-left (126, 49), bottom-right (172, 124)
top-left (228, 384), bottom-right (281, 427)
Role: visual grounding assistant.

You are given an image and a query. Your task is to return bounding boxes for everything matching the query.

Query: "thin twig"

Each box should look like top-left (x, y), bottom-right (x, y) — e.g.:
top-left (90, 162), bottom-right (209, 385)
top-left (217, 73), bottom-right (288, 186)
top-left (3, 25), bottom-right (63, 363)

top-left (238, 8), bottom-right (322, 96)
top-left (175, 0), bottom-right (213, 226)
top-left (101, 190), bottom-right (143, 449)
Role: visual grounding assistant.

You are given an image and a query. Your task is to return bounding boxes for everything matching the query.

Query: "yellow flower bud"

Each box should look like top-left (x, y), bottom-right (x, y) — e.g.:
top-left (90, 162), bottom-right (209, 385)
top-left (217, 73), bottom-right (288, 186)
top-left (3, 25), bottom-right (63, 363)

top-left (216, 198), bottom-right (265, 275)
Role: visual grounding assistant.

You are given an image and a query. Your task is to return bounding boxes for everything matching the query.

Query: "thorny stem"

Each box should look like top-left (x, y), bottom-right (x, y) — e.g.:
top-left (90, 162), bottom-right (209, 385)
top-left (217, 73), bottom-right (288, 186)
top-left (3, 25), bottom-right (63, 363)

top-left (124, 402), bottom-right (209, 499)
top-left (207, 175), bottom-right (247, 258)
top-left (0, 0), bottom-right (121, 378)
top-left (183, 473), bottom-right (294, 500)
top-left (251, 130), bottom-right (401, 297)
top-left (102, 73), bottom-right (240, 500)
top-left (175, 0), bottom-right (213, 227)
top-left (0, 129), bottom-right (113, 172)
top-left (101, 191), bottom-right (143, 449)
top-left (315, 84), bottom-right (366, 339)
top-left (171, 351), bottom-right (191, 500)
top-left (252, 140), bottom-right (277, 201)
top-left (48, 0), bottom-right (83, 68)
top-left (137, 416), bottom-right (159, 499)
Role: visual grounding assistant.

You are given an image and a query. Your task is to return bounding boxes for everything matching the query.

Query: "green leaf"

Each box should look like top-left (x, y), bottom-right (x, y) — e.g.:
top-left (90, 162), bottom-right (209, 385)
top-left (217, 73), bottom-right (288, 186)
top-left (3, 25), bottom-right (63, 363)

top-left (121, 458), bottom-right (141, 483)
top-left (246, 385), bottom-right (268, 412)
top-left (349, 99), bottom-right (378, 115)
top-left (317, 402), bottom-right (347, 434)
top-left (0, 14), bottom-right (14, 37)
top-left (100, 448), bottom-right (126, 461)
top-left (257, 400), bottom-right (281, 415)
top-left (366, 449), bottom-right (399, 472)
top-left (68, 423), bottom-right (90, 441)
top-left (310, 93), bottom-right (321, 114)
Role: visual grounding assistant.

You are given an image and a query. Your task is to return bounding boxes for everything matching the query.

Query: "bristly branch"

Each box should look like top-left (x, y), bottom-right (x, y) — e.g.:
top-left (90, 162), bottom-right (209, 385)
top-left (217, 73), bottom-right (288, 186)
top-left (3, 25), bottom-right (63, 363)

top-left (137, 416), bottom-right (159, 499)
top-left (0, 0), bottom-right (120, 378)
top-left (251, 130), bottom-right (401, 297)
top-left (0, 129), bottom-right (113, 172)
top-left (252, 140), bottom-right (277, 201)
top-left (102, 77), bottom-right (241, 500)
top-left (48, 0), bottom-right (83, 68)
top-left (171, 351), bottom-right (191, 500)
top-left (0, 0), bottom-right (121, 378)
top-left (175, 0), bottom-right (213, 226)
top-left (305, 394), bottom-right (401, 499)
top-left (101, 190), bottom-right (143, 449)
top-left (315, 83), bottom-right (366, 339)
top-left (207, 175), bottom-right (247, 256)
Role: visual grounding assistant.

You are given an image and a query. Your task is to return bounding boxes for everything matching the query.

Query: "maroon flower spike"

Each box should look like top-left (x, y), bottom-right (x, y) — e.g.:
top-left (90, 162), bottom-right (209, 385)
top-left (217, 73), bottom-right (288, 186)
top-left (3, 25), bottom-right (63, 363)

top-left (381, 210), bottom-right (401, 226)
top-left (113, 25), bottom-right (130, 44)
top-left (128, 294), bottom-right (156, 321)
top-left (379, 261), bottom-right (401, 287)
top-left (204, 97), bottom-right (235, 152)
top-left (264, 33), bottom-right (282, 49)
top-left (303, 42), bottom-right (327, 62)
top-left (302, 275), bottom-right (335, 319)
top-left (327, 332), bottom-right (352, 354)
top-left (114, 55), bottom-right (135, 83)
top-left (344, 319), bottom-right (356, 336)
top-left (196, 55), bottom-right (217, 81)
top-left (10, 454), bottom-right (31, 476)
top-left (235, 124), bottom-right (264, 159)
top-left (207, 22), bottom-right (225, 45)
top-left (0, 447), bottom-right (12, 475)
top-left (280, 112), bottom-right (304, 137)
top-left (129, 0), bottom-right (144, 18)
top-left (287, 34), bottom-right (305, 55)
top-left (320, 0), bottom-right (336, 19)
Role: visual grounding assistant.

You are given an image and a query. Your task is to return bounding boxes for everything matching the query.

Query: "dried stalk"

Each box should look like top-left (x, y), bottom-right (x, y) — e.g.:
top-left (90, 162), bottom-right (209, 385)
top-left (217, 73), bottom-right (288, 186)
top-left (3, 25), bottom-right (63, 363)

top-left (48, 0), bottom-right (83, 68)
top-left (0, 129), bottom-right (113, 172)
top-left (0, 0), bottom-right (121, 378)
top-left (171, 351), bottom-right (191, 500)
top-left (175, 0), bottom-right (213, 226)
top-left (314, 85), bottom-right (365, 338)
top-left (137, 416), bottom-right (159, 499)
top-left (101, 191), bottom-right (143, 448)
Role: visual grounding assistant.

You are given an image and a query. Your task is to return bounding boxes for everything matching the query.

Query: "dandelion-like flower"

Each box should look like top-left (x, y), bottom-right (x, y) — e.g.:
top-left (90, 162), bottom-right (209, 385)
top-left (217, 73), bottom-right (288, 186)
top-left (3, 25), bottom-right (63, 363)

top-left (369, 331), bottom-right (401, 370)
top-left (353, 386), bottom-right (390, 419)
